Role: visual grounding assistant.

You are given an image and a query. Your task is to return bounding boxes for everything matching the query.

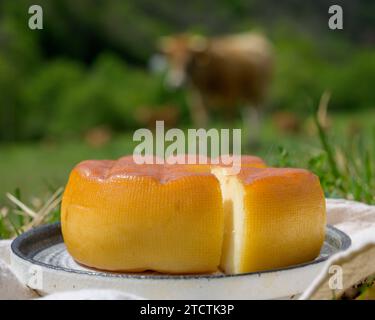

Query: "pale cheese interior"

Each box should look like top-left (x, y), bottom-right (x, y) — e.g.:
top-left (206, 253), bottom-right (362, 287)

top-left (212, 167), bottom-right (246, 274)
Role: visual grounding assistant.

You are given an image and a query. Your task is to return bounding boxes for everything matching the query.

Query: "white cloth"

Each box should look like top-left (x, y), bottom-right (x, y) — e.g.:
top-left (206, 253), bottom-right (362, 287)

top-left (326, 199), bottom-right (375, 245)
top-left (1, 198), bottom-right (374, 300)
top-left (301, 199), bottom-right (375, 299)
top-left (0, 239), bottom-right (38, 299)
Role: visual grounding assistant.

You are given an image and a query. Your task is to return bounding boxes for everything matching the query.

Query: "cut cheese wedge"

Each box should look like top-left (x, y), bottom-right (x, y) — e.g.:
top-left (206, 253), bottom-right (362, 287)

top-left (213, 166), bottom-right (326, 274)
top-left (61, 156), bottom-right (224, 273)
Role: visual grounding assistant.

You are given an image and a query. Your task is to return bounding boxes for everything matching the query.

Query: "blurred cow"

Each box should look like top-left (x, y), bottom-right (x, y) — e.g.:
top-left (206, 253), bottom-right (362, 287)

top-left (158, 32), bottom-right (274, 144)
top-left (135, 105), bottom-right (180, 129)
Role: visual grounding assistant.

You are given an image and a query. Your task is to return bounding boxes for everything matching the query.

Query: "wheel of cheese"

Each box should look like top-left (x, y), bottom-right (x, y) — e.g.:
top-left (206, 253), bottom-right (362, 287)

top-left (61, 155), bottom-right (326, 274)
top-left (61, 156), bottom-right (224, 273)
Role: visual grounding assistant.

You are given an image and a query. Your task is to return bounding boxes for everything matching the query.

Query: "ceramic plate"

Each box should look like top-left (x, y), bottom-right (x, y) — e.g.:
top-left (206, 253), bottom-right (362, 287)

top-left (10, 223), bottom-right (351, 299)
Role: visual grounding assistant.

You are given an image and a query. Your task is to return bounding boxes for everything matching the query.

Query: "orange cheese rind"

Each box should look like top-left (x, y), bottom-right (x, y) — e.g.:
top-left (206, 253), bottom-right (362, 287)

top-left (75, 156), bottom-right (214, 184)
top-left (62, 159), bottom-right (224, 273)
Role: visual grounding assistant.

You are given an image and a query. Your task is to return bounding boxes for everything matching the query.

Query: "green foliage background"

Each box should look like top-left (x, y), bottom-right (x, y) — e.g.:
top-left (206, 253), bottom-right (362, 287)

top-left (0, 0), bottom-right (374, 142)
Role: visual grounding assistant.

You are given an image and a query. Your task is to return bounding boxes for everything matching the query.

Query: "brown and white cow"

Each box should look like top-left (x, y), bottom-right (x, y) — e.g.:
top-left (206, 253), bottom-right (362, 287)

top-left (158, 32), bottom-right (274, 144)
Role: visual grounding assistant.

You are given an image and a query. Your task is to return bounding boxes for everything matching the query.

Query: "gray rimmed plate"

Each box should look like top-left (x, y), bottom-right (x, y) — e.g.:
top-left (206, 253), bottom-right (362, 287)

top-left (10, 223), bottom-right (351, 299)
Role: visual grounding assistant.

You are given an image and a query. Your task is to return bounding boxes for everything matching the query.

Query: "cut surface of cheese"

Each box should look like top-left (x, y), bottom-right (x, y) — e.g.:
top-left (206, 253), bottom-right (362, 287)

top-left (61, 156), bottom-right (224, 273)
top-left (214, 167), bottom-right (326, 274)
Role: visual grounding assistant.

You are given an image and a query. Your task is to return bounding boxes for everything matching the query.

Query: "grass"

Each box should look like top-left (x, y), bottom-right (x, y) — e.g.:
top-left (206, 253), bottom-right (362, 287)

top-left (1, 188), bottom-right (63, 238)
top-left (309, 94), bottom-right (374, 204)
top-left (0, 107), bottom-right (374, 238)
